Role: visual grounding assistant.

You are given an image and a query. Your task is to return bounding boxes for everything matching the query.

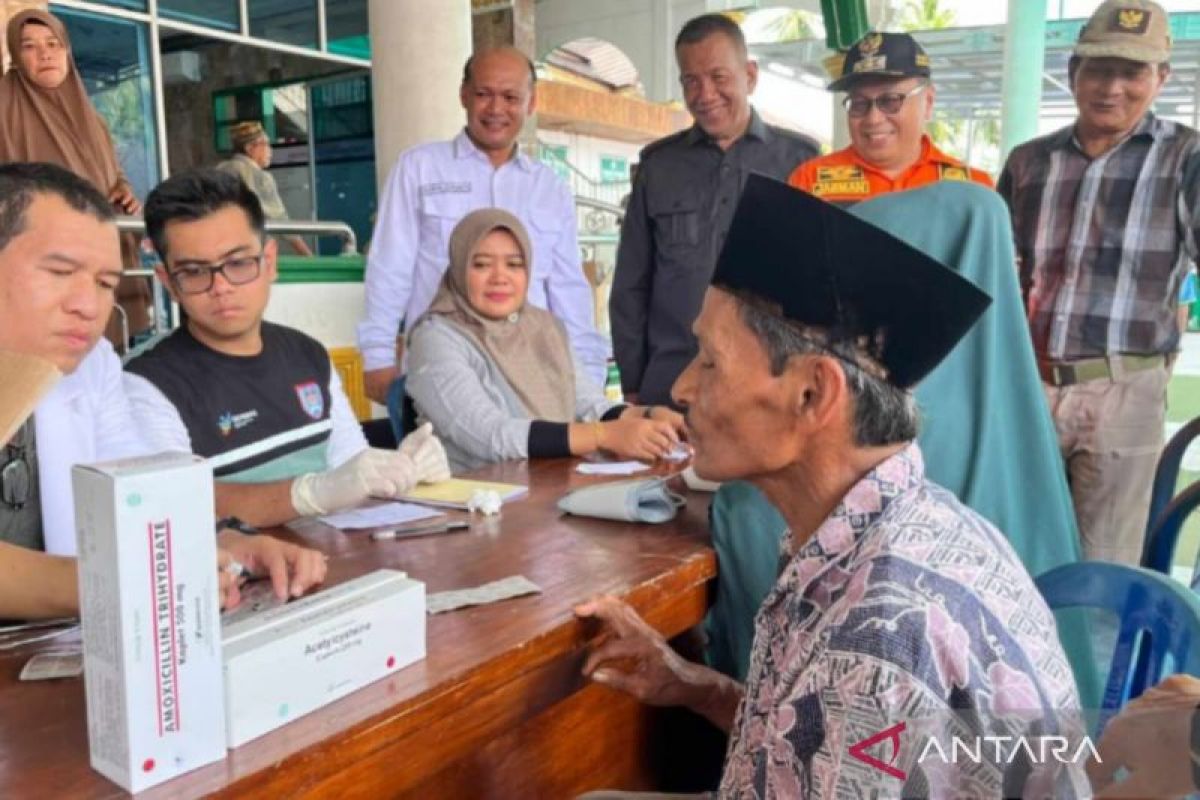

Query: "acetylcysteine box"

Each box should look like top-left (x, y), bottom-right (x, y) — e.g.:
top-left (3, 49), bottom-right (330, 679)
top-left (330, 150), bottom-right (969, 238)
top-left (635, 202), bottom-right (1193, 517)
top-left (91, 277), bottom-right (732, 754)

top-left (72, 452), bottom-right (226, 794)
top-left (221, 568), bottom-right (425, 748)
top-left (221, 569), bottom-right (425, 747)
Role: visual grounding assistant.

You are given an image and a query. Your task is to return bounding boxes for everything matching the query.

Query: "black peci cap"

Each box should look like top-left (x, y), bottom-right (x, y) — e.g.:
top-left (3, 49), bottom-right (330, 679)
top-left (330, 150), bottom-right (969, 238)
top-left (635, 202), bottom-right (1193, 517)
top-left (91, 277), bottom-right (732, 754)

top-left (828, 31), bottom-right (931, 92)
top-left (710, 174), bottom-right (990, 389)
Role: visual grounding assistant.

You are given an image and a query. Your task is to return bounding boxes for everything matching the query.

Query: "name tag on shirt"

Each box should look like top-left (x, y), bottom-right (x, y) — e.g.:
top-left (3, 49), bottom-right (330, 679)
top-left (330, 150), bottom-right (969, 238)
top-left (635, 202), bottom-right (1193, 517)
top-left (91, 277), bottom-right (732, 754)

top-left (811, 165), bottom-right (870, 197)
top-left (419, 181), bottom-right (472, 196)
top-left (938, 165), bottom-right (969, 181)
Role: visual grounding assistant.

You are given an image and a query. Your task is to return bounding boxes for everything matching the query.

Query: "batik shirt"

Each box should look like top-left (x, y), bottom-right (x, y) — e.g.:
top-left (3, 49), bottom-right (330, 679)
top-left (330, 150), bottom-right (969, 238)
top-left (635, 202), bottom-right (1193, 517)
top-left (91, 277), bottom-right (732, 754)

top-left (719, 445), bottom-right (1084, 799)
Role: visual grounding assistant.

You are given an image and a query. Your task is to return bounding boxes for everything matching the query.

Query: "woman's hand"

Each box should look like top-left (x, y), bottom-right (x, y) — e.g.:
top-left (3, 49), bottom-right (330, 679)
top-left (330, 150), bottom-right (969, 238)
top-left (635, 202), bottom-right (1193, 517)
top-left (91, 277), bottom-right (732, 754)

top-left (108, 181), bottom-right (140, 215)
top-left (645, 406), bottom-right (687, 439)
top-left (600, 416), bottom-right (679, 461)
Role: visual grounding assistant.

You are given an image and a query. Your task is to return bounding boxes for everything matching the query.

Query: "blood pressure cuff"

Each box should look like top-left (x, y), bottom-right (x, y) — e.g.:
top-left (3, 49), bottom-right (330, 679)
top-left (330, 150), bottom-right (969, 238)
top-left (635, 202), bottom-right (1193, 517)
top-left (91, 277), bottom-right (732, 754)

top-left (557, 477), bottom-right (685, 524)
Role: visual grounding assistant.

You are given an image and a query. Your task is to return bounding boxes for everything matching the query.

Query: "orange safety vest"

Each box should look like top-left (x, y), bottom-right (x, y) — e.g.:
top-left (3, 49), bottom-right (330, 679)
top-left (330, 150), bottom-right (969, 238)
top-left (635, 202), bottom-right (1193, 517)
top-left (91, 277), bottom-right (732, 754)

top-left (788, 136), bottom-right (993, 206)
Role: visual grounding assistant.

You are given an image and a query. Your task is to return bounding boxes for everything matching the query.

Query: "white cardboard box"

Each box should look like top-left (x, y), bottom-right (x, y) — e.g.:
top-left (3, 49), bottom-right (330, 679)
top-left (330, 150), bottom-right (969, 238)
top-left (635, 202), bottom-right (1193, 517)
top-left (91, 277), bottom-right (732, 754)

top-left (221, 568), bottom-right (425, 748)
top-left (72, 453), bottom-right (226, 794)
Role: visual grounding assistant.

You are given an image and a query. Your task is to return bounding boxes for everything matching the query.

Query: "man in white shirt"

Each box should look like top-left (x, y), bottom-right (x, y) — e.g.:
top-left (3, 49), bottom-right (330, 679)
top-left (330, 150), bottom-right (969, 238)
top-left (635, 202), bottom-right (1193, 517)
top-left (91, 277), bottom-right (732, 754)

top-left (357, 46), bottom-right (608, 407)
top-left (0, 163), bottom-right (321, 617)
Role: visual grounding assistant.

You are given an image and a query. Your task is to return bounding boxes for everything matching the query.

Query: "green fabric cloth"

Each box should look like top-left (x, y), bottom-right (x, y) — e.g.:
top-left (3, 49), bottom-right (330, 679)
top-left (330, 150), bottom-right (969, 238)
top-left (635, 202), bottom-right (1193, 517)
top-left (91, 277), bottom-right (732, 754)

top-left (705, 181), bottom-right (1097, 703)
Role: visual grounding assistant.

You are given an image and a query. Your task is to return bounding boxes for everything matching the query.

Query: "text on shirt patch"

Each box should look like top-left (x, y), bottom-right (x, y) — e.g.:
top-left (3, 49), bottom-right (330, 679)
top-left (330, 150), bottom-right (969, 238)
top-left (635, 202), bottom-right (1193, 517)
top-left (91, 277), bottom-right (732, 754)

top-left (419, 181), bottom-right (472, 196)
top-left (938, 165), bottom-right (969, 181)
top-left (217, 409), bottom-right (259, 437)
top-left (811, 165), bottom-right (870, 196)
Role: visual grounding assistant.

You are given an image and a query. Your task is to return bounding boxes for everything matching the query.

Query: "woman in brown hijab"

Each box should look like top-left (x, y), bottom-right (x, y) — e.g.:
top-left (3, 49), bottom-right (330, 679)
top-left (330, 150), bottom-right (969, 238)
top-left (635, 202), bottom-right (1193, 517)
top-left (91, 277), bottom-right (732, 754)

top-left (0, 9), bottom-right (149, 341)
top-left (406, 208), bottom-right (686, 473)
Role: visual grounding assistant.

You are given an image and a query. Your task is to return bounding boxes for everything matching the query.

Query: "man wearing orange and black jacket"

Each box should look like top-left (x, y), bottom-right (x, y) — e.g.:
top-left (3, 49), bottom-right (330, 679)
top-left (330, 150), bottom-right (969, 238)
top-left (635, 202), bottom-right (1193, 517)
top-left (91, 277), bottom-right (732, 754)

top-left (789, 31), bottom-right (991, 205)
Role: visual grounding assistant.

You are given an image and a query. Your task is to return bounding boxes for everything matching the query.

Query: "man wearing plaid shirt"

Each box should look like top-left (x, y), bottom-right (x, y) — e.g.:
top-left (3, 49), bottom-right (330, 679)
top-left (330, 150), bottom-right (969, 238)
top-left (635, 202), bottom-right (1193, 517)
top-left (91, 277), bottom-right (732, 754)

top-left (999, 0), bottom-right (1200, 564)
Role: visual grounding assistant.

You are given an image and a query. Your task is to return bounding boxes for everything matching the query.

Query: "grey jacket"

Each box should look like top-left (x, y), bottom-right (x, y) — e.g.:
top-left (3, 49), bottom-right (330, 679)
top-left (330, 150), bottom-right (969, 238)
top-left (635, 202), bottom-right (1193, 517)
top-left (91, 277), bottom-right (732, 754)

top-left (406, 316), bottom-right (615, 473)
top-left (610, 110), bottom-right (817, 405)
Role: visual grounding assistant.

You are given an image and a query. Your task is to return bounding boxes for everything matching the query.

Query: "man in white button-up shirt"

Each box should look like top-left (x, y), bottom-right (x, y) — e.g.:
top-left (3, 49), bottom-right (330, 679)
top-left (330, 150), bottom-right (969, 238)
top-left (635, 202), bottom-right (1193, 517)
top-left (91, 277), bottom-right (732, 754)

top-left (358, 47), bottom-right (609, 406)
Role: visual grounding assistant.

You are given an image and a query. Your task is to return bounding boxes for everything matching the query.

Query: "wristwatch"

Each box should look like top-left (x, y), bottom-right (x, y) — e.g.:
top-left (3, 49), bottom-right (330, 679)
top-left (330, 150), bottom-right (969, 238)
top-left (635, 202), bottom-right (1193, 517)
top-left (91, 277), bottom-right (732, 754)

top-left (216, 516), bottom-right (259, 536)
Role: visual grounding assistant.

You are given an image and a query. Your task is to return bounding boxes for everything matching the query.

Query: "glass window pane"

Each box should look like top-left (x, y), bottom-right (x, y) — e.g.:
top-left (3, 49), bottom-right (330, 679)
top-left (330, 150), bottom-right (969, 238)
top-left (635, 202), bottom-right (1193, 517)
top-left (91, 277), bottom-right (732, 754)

top-left (326, 0), bottom-right (369, 58)
top-left (52, 6), bottom-right (160, 199)
top-left (249, 0), bottom-right (317, 49)
top-left (87, 0), bottom-right (147, 10)
top-left (159, 0), bottom-right (239, 32)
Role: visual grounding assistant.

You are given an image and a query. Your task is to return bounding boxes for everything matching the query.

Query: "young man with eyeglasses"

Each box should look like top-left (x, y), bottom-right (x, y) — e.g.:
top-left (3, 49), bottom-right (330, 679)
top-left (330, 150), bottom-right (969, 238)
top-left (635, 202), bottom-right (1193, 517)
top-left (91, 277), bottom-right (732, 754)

top-left (0, 162), bottom-right (309, 616)
top-left (788, 31), bottom-right (991, 206)
top-left (124, 170), bottom-right (450, 533)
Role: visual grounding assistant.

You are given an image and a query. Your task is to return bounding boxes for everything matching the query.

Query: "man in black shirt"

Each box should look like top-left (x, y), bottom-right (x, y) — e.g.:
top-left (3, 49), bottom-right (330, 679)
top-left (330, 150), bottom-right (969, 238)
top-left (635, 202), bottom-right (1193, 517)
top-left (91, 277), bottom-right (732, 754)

top-left (610, 13), bottom-right (818, 406)
top-left (125, 170), bottom-right (450, 532)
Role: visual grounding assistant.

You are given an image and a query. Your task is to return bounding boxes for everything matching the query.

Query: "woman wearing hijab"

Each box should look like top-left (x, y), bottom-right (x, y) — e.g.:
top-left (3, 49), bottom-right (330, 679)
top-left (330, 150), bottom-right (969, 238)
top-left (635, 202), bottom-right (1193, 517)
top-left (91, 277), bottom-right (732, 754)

top-left (705, 182), bottom-right (1098, 702)
top-left (406, 209), bottom-right (686, 474)
top-left (0, 9), bottom-right (148, 341)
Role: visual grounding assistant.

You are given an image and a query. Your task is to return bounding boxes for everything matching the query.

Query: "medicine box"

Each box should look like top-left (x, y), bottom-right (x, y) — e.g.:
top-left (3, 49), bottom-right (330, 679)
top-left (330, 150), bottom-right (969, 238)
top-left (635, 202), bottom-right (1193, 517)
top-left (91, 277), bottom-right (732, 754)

top-left (221, 568), bottom-right (425, 747)
top-left (72, 453), bottom-right (226, 793)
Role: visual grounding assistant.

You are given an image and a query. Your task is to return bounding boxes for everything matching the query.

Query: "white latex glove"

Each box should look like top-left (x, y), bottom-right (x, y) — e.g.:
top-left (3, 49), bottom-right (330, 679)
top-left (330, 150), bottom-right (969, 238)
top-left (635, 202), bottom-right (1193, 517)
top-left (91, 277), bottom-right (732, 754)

top-left (398, 422), bottom-right (451, 484)
top-left (291, 448), bottom-right (419, 516)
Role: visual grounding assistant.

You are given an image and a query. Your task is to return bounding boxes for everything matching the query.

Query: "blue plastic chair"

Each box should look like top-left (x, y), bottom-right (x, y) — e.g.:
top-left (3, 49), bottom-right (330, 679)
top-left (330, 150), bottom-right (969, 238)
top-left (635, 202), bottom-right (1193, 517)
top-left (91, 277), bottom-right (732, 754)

top-left (1036, 561), bottom-right (1200, 733)
top-left (1143, 416), bottom-right (1200, 550)
top-left (1142, 481), bottom-right (1200, 575)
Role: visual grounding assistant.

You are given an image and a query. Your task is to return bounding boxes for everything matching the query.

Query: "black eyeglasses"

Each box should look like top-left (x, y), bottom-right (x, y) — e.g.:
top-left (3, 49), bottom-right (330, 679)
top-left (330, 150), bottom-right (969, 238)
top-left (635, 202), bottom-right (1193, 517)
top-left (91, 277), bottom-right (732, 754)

top-left (842, 82), bottom-right (927, 118)
top-left (1, 424), bottom-right (32, 510)
top-left (169, 253), bottom-right (263, 295)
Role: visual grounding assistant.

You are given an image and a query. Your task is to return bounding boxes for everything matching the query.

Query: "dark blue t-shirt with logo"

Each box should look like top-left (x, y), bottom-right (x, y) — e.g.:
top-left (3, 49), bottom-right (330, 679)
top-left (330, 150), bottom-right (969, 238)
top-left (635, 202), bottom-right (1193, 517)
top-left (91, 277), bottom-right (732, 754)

top-left (125, 321), bottom-right (333, 482)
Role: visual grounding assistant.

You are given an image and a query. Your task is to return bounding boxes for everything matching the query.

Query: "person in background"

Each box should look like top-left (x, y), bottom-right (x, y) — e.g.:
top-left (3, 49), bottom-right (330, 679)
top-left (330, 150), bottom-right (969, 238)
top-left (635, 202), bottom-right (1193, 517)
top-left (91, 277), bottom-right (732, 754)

top-left (125, 170), bottom-right (450, 529)
top-left (0, 9), bottom-right (150, 347)
top-left (216, 121), bottom-right (314, 257)
top-left (998, 0), bottom-right (1200, 565)
top-left (359, 47), bottom-right (608, 422)
top-left (0, 162), bottom-right (311, 616)
top-left (610, 13), bottom-right (817, 407)
top-left (406, 209), bottom-right (685, 474)
top-left (788, 31), bottom-right (991, 204)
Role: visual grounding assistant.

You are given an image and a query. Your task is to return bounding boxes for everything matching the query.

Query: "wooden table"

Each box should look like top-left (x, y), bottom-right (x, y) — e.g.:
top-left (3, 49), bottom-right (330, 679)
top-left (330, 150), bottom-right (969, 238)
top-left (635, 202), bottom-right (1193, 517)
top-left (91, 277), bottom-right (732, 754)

top-left (0, 459), bottom-right (718, 798)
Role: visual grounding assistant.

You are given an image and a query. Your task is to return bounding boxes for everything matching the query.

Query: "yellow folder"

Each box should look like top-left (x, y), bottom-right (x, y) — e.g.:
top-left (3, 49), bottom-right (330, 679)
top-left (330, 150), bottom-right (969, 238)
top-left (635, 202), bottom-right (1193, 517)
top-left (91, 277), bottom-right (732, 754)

top-left (400, 478), bottom-right (528, 510)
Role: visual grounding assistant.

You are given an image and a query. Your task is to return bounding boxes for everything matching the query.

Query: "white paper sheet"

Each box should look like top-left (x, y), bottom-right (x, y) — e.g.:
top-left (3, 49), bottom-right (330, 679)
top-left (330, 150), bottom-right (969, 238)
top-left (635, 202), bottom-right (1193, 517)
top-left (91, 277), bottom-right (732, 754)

top-left (318, 502), bottom-right (442, 530)
top-left (576, 460), bottom-right (650, 476)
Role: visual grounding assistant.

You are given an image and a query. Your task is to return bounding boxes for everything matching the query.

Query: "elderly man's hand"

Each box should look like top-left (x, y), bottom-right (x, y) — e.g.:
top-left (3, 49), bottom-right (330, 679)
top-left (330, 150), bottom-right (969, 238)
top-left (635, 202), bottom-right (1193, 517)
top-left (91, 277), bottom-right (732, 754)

top-left (216, 529), bottom-right (327, 601)
top-left (575, 595), bottom-right (701, 707)
top-left (1088, 674), bottom-right (1200, 798)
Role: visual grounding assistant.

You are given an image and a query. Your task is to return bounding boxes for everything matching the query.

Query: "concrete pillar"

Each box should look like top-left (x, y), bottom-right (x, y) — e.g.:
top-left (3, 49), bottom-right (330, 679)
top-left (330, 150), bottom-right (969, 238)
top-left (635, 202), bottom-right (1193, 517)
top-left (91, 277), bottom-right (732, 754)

top-left (999, 0), bottom-right (1047, 162)
top-left (368, 0), bottom-right (472, 190)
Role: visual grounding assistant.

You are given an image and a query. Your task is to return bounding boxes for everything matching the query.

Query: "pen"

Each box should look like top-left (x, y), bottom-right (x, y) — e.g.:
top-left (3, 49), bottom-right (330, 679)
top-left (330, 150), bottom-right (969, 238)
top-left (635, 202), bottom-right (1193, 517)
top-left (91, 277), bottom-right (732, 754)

top-left (370, 520), bottom-right (470, 541)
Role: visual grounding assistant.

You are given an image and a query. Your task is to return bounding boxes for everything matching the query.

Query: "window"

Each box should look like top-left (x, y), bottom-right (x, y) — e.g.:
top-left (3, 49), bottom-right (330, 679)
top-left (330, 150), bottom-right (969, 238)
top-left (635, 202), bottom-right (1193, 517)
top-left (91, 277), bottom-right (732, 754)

top-left (249, 0), bottom-right (318, 49)
top-left (326, 0), bottom-right (369, 58)
top-left (159, 0), bottom-right (239, 32)
top-left (54, 6), bottom-right (160, 198)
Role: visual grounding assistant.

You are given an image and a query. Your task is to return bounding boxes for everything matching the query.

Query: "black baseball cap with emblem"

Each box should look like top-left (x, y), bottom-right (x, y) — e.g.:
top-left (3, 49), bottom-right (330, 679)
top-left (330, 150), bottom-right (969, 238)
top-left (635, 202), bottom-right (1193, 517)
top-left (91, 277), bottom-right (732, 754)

top-left (710, 174), bottom-right (990, 389)
top-left (828, 31), bottom-right (932, 92)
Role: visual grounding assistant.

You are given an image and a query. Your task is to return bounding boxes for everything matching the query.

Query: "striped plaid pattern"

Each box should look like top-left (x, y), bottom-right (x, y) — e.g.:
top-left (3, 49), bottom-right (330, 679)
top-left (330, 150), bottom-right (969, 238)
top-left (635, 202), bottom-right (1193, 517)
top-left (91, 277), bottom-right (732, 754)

top-left (998, 113), bottom-right (1200, 360)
